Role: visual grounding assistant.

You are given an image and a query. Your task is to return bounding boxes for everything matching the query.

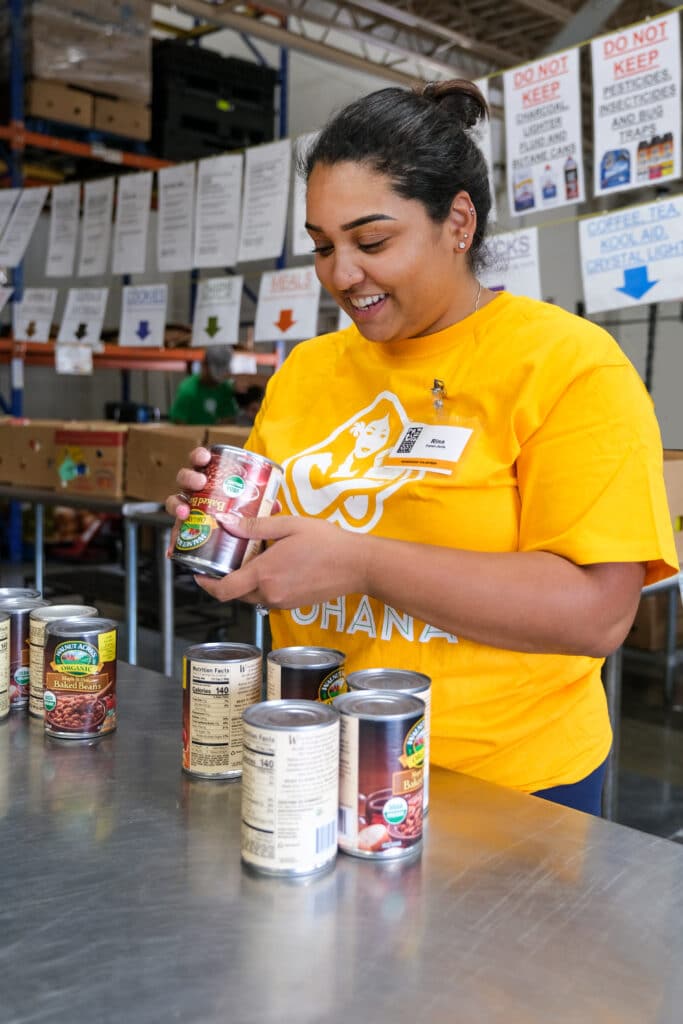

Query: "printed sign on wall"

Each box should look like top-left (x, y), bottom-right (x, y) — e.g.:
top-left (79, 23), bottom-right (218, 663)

top-left (578, 196), bottom-right (683, 313)
top-left (254, 267), bottom-right (321, 342)
top-left (504, 47), bottom-right (585, 217)
top-left (191, 276), bottom-right (243, 347)
top-left (119, 285), bottom-right (168, 348)
top-left (591, 12), bottom-right (681, 197)
top-left (480, 227), bottom-right (542, 299)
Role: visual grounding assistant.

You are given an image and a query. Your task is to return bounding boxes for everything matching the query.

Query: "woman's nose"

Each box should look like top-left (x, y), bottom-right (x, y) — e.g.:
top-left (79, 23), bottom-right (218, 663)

top-left (331, 252), bottom-right (364, 290)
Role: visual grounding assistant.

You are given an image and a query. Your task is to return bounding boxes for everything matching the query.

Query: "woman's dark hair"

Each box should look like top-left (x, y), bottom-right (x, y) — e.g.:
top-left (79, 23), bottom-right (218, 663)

top-left (301, 79), bottom-right (491, 269)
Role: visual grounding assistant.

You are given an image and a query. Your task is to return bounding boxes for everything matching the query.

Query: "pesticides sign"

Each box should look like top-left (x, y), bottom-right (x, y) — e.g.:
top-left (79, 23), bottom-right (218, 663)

top-left (579, 197), bottom-right (683, 314)
top-left (591, 12), bottom-right (681, 197)
top-left (504, 47), bottom-right (585, 218)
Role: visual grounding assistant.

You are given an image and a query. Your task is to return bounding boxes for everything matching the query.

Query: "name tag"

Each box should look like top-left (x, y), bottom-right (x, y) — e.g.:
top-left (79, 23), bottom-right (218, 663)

top-left (384, 422), bottom-right (473, 472)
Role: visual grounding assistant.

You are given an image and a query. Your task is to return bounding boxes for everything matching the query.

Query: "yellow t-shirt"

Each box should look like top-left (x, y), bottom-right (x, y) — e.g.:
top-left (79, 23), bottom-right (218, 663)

top-left (247, 292), bottom-right (678, 792)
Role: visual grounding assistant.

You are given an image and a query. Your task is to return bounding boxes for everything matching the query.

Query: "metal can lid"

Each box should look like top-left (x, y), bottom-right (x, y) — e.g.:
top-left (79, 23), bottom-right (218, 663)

top-left (0, 587), bottom-right (41, 600)
top-left (209, 445), bottom-right (283, 474)
top-left (243, 699), bottom-right (339, 731)
top-left (30, 605), bottom-right (99, 624)
top-left (44, 616), bottom-right (118, 637)
top-left (0, 610), bottom-right (9, 622)
top-left (346, 668), bottom-right (430, 695)
top-left (184, 641), bottom-right (261, 662)
top-left (333, 690), bottom-right (425, 720)
top-left (0, 596), bottom-right (49, 612)
top-left (267, 646), bottom-right (345, 670)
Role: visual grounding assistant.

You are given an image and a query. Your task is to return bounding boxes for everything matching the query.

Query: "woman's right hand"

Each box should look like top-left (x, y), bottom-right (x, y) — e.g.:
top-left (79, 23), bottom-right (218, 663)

top-left (165, 446), bottom-right (212, 554)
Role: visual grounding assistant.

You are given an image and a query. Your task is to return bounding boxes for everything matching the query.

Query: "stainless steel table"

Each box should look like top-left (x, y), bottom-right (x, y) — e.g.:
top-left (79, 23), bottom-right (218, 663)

top-left (2, 664), bottom-right (683, 1024)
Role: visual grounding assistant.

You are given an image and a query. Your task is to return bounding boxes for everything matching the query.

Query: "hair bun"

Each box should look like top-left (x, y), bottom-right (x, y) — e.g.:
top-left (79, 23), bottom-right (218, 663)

top-left (419, 79), bottom-right (488, 130)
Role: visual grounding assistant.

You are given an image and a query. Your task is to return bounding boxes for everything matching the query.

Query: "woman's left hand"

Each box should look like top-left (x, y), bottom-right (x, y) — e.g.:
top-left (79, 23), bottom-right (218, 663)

top-left (196, 513), bottom-right (369, 609)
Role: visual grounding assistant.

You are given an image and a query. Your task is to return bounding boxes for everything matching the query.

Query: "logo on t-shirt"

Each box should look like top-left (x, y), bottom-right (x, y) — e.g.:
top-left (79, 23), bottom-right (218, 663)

top-left (282, 392), bottom-right (425, 532)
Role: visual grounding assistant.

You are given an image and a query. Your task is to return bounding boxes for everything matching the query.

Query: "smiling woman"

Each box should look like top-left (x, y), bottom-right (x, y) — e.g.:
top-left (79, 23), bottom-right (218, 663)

top-left (167, 78), bottom-right (678, 816)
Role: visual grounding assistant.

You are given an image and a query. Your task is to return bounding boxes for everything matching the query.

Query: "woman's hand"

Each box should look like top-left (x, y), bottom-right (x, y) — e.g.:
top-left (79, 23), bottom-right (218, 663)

top-left (195, 513), bottom-right (369, 610)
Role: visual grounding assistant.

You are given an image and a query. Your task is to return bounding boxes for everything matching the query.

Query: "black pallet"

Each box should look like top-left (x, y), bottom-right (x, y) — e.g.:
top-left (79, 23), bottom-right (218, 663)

top-left (152, 88), bottom-right (274, 160)
top-left (152, 40), bottom-right (277, 112)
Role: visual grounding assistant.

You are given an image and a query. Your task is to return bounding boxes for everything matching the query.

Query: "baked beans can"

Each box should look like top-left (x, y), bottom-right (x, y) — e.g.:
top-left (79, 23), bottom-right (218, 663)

top-left (346, 668), bottom-right (431, 812)
top-left (43, 617), bottom-right (117, 739)
top-left (0, 611), bottom-right (9, 721)
top-left (241, 700), bottom-right (340, 877)
top-left (0, 597), bottom-right (49, 712)
top-left (267, 646), bottom-right (347, 704)
top-left (334, 690), bottom-right (425, 861)
top-left (29, 605), bottom-right (99, 719)
top-left (183, 642), bottom-right (262, 779)
top-left (172, 445), bottom-right (282, 578)
top-left (0, 587), bottom-right (41, 600)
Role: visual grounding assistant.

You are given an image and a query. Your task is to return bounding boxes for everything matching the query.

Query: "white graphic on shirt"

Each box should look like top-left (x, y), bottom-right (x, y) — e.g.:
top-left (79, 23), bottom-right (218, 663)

top-left (290, 597), bottom-right (458, 644)
top-left (282, 391), bottom-right (425, 533)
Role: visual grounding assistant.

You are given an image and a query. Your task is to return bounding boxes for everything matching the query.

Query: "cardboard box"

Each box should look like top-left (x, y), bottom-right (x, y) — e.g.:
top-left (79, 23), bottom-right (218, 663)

top-left (1, 418), bottom-right (66, 489)
top-left (26, 79), bottom-right (93, 128)
top-left (125, 424), bottom-right (206, 503)
top-left (625, 590), bottom-right (683, 652)
top-left (664, 450), bottom-right (683, 562)
top-left (205, 426), bottom-right (253, 449)
top-left (55, 423), bottom-right (128, 498)
top-left (93, 96), bottom-right (151, 140)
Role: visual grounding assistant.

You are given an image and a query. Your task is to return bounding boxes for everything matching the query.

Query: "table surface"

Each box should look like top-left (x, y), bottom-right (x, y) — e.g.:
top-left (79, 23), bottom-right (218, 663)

top-left (2, 665), bottom-right (683, 1024)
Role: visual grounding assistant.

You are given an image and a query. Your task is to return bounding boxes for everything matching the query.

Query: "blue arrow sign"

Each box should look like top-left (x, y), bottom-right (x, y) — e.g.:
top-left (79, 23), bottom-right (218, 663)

top-left (136, 320), bottom-right (150, 340)
top-left (616, 266), bottom-right (659, 300)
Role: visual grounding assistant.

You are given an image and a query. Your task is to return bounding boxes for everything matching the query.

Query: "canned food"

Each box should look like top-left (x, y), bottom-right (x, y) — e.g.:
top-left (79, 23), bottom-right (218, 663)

top-left (29, 605), bottom-right (99, 718)
top-left (346, 668), bottom-right (431, 811)
top-left (43, 617), bottom-right (117, 739)
top-left (0, 587), bottom-right (41, 600)
top-left (182, 642), bottom-right (262, 779)
top-left (172, 445), bottom-right (282, 578)
top-left (0, 611), bottom-right (9, 721)
top-left (334, 690), bottom-right (425, 861)
top-left (0, 597), bottom-right (49, 711)
top-left (241, 700), bottom-right (340, 877)
top-left (267, 646), bottom-right (346, 704)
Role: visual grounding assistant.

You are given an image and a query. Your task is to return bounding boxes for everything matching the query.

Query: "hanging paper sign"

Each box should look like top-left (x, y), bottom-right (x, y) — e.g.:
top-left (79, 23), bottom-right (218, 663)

top-left (0, 189), bottom-right (19, 239)
top-left (291, 132), bottom-right (319, 256)
top-left (0, 287), bottom-right (13, 314)
top-left (504, 47), bottom-right (585, 217)
top-left (473, 79), bottom-right (497, 223)
top-left (193, 154), bottom-right (243, 269)
top-left (46, 183), bottom-right (80, 278)
top-left (12, 288), bottom-right (58, 343)
top-left (57, 288), bottom-right (108, 346)
top-left (55, 344), bottom-right (94, 376)
top-left (578, 196), bottom-right (683, 314)
top-left (0, 187), bottom-right (49, 267)
top-left (157, 162), bottom-right (196, 272)
top-left (112, 172), bottom-right (153, 276)
top-left (230, 351), bottom-right (257, 374)
top-left (119, 284), bottom-right (168, 348)
top-left (254, 267), bottom-right (321, 342)
top-left (591, 13), bottom-right (681, 197)
top-left (480, 227), bottom-right (542, 299)
top-left (191, 276), bottom-right (243, 347)
top-left (77, 178), bottom-right (114, 277)
top-left (238, 139), bottom-right (292, 263)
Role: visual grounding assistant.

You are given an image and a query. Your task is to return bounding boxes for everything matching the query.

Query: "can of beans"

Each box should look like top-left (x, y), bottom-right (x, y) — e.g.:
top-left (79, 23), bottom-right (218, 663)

top-left (334, 690), bottom-right (425, 861)
top-left (267, 646), bottom-right (347, 704)
top-left (29, 605), bottom-right (99, 719)
top-left (0, 587), bottom-right (41, 600)
top-left (43, 617), bottom-right (117, 739)
top-left (241, 700), bottom-right (340, 877)
top-left (183, 642), bottom-right (262, 779)
top-left (0, 611), bottom-right (10, 721)
top-left (346, 669), bottom-right (431, 812)
top-left (172, 445), bottom-right (282, 578)
top-left (0, 597), bottom-right (49, 712)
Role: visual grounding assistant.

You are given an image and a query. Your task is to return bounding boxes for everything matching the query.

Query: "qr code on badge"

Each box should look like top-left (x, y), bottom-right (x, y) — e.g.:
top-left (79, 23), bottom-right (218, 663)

top-left (396, 426), bottom-right (423, 454)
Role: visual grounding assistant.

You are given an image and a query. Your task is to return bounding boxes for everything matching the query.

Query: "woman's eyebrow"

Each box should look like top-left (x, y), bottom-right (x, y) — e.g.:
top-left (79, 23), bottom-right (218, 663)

top-left (305, 214), bottom-right (397, 233)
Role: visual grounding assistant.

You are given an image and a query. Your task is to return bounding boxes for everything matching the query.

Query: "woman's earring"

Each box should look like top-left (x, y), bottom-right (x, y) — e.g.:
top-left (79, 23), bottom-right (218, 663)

top-left (463, 232), bottom-right (469, 239)
top-left (469, 207), bottom-right (475, 214)
top-left (458, 241), bottom-right (466, 250)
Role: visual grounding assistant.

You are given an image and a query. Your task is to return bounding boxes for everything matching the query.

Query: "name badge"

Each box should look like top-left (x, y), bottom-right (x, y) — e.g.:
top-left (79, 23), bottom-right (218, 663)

top-left (384, 422), bottom-right (473, 472)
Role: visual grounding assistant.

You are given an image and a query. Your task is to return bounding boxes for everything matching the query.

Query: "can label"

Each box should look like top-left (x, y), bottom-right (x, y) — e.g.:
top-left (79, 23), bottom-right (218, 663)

top-left (241, 720), bottom-right (339, 874)
top-left (44, 630), bottom-right (117, 737)
top-left (182, 655), bottom-right (261, 777)
top-left (267, 661), bottom-right (346, 704)
top-left (8, 613), bottom-right (31, 711)
top-left (339, 712), bottom-right (424, 857)
top-left (173, 447), bottom-right (282, 576)
top-left (0, 618), bottom-right (9, 719)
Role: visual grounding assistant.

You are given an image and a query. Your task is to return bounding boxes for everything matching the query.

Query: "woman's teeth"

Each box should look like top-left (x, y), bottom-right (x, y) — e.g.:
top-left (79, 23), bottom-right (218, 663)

top-left (350, 294), bottom-right (386, 309)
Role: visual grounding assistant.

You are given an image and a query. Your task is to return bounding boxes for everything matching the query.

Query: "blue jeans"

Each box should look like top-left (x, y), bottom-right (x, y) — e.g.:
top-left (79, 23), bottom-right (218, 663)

top-left (532, 757), bottom-right (609, 816)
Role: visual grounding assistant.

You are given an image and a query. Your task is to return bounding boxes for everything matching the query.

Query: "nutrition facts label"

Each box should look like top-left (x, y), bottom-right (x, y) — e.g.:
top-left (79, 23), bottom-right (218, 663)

top-left (187, 658), bottom-right (261, 775)
top-left (241, 721), bottom-right (339, 873)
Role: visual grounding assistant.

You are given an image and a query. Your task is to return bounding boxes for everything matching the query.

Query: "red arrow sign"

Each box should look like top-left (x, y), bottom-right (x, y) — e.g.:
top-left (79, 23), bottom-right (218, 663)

top-left (275, 308), bottom-right (295, 332)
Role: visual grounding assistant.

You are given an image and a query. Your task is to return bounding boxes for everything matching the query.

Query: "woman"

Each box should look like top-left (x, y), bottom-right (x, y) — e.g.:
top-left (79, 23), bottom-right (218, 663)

top-left (168, 80), bottom-right (677, 814)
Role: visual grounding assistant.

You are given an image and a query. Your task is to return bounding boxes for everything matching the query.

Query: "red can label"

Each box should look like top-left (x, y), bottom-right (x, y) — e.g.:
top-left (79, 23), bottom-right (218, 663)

top-left (173, 447), bottom-right (281, 576)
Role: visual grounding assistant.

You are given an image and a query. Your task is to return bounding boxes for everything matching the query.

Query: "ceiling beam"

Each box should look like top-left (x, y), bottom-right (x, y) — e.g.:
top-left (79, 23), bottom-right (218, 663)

top-left (512, 0), bottom-right (572, 21)
top-left (543, 0), bottom-right (626, 53)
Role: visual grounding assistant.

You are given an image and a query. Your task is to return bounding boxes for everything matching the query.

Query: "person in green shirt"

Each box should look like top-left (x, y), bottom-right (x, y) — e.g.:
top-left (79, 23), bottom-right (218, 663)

top-left (169, 346), bottom-right (239, 425)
